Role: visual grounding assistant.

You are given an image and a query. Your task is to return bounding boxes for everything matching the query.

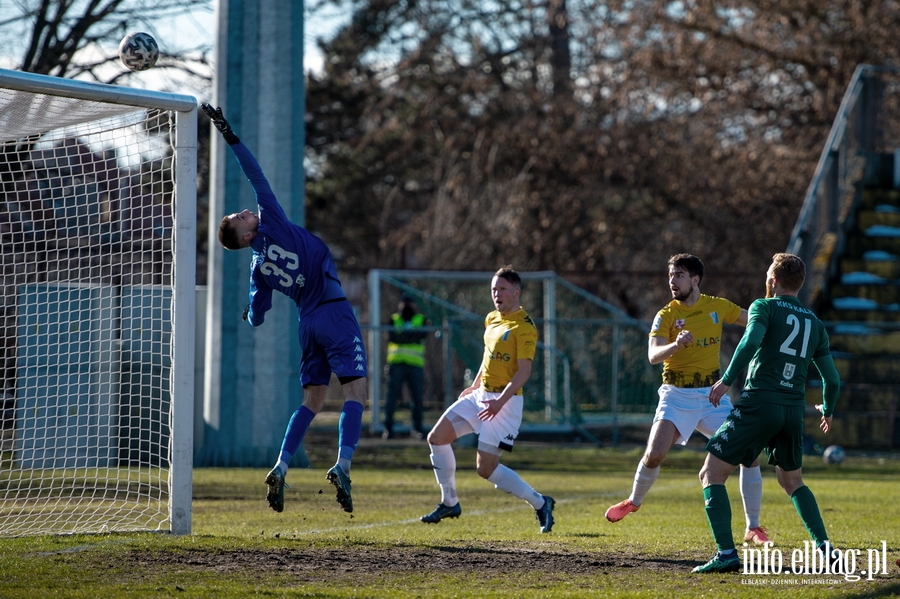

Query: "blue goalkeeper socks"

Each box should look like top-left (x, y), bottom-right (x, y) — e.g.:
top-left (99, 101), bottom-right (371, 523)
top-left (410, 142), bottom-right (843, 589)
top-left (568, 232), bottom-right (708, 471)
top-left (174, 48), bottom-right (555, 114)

top-left (337, 400), bottom-right (365, 472)
top-left (278, 405), bottom-right (316, 472)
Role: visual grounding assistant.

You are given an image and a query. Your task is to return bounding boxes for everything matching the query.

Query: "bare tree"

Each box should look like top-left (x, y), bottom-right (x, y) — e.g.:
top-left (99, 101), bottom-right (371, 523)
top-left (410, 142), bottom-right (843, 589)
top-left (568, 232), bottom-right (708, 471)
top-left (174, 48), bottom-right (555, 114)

top-left (305, 0), bottom-right (900, 317)
top-left (0, 0), bottom-right (213, 89)
top-left (0, 0), bottom-right (215, 280)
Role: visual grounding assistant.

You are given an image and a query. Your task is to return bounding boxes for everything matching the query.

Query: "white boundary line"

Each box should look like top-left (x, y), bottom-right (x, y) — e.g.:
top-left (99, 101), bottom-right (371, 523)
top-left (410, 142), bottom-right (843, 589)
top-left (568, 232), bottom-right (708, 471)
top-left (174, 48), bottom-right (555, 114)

top-left (290, 482), bottom-right (696, 536)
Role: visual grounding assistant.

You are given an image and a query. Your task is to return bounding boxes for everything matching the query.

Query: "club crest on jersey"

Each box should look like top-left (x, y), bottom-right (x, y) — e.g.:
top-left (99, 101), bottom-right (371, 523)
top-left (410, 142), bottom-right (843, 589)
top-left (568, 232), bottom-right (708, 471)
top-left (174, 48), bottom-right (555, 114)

top-left (783, 363), bottom-right (796, 380)
top-left (710, 312), bottom-right (719, 324)
top-left (675, 319), bottom-right (685, 329)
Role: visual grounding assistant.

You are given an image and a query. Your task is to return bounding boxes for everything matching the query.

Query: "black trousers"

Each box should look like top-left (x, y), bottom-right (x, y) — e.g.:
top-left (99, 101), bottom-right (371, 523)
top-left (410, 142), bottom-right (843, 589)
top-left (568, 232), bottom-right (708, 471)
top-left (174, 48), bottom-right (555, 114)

top-left (384, 363), bottom-right (424, 433)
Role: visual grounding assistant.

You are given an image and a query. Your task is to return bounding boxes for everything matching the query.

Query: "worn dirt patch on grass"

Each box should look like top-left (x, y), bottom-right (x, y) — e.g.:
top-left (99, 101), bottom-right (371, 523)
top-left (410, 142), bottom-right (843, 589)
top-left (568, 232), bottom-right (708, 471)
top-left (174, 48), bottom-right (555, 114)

top-left (121, 543), bottom-right (697, 576)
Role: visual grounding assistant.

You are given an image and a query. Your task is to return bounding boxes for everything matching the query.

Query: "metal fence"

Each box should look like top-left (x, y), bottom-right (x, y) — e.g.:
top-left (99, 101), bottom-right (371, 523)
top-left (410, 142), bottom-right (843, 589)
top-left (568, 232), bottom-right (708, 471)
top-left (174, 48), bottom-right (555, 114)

top-left (365, 270), bottom-right (660, 444)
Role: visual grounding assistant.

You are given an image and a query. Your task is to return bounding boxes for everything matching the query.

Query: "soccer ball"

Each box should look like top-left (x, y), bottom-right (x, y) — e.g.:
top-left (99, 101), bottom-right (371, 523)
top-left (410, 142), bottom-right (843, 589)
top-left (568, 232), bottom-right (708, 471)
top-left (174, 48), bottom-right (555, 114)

top-left (823, 445), bottom-right (846, 465)
top-left (119, 32), bottom-right (159, 71)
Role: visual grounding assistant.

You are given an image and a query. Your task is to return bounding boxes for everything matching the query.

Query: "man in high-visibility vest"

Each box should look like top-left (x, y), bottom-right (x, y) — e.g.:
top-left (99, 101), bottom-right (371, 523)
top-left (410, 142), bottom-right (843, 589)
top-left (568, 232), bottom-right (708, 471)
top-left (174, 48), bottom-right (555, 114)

top-left (384, 294), bottom-right (429, 439)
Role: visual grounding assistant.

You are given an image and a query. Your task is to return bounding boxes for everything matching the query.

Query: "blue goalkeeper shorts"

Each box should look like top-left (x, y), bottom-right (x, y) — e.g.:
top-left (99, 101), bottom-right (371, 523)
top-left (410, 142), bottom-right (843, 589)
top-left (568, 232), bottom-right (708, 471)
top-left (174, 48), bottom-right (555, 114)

top-left (298, 300), bottom-right (368, 387)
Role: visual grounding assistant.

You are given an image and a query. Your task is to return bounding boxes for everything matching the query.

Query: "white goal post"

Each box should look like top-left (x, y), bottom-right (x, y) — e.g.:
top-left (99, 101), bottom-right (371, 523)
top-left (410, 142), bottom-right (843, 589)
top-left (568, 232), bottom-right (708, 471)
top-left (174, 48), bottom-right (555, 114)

top-left (0, 68), bottom-right (196, 536)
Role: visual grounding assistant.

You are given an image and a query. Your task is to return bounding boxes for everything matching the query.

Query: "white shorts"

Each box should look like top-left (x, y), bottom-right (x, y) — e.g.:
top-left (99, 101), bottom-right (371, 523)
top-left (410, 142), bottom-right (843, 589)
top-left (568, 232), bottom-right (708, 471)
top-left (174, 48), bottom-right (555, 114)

top-left (445, 388), bottom-right (523, 455)
top-left (654, 384), bottom-right (733, 446)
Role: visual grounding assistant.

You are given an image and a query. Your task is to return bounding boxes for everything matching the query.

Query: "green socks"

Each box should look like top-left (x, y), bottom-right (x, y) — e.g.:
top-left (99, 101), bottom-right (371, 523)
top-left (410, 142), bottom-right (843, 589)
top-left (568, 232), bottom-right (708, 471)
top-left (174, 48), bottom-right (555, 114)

top-left (703, 483), bottom-right (828, 553)
top-left (791, 485), bottom-right (829, 546)
top-left (703, 484), bottom-right (735, 552)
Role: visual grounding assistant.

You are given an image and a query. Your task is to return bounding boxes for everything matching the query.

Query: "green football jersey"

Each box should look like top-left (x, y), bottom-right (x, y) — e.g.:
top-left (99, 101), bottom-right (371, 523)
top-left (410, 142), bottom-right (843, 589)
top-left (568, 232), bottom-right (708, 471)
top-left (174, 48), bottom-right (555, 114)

top-left (724, 295), bottom-right (831, 403)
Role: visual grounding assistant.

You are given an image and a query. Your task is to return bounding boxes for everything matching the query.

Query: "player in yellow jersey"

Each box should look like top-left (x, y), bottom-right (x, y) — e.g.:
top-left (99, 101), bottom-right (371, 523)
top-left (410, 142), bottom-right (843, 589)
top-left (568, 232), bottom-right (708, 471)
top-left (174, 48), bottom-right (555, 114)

top-left (420, 266), bottom-right (555, 533)
top-left (605, 254), bottom-right (771, 545)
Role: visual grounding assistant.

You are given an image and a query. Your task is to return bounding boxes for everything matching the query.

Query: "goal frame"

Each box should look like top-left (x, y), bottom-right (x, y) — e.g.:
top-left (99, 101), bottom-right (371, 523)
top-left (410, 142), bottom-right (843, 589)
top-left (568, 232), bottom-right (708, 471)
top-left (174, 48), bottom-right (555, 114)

top-left (0, 68), bottom-right (196, 535)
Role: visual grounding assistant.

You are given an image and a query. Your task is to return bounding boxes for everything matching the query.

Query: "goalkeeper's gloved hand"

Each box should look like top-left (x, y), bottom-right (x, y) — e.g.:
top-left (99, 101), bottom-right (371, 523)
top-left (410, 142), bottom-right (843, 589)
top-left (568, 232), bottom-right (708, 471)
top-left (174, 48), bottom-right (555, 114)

top-left (200, 103), bottom-right (240, 145)
top-left (242, 304), bottom-right (250, 322)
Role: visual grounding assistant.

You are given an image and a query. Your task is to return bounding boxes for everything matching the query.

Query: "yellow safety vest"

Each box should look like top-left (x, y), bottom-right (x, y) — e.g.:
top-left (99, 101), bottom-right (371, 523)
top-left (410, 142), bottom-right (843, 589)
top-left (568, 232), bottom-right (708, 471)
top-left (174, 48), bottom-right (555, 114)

top-left (386, 313), bottom-right (426, 367)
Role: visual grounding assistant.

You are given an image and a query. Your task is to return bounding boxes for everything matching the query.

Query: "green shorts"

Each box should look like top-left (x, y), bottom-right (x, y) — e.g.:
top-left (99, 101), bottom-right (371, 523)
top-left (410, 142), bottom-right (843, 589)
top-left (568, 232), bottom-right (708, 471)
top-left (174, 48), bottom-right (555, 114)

top-left (705, 399), bottom-right (805, 471)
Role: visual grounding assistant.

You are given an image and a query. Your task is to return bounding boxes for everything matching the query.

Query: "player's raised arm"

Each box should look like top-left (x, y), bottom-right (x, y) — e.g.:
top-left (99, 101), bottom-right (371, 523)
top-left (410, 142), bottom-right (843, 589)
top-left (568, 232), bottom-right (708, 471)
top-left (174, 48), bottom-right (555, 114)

top-left (201, 104), bottom-right (288, 224)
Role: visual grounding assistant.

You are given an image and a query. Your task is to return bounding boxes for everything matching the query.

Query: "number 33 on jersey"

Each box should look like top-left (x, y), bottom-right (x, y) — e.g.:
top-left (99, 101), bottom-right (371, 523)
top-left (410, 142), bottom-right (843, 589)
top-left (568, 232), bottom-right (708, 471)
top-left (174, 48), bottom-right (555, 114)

top-left (256, 243), bottom-right (306, 289)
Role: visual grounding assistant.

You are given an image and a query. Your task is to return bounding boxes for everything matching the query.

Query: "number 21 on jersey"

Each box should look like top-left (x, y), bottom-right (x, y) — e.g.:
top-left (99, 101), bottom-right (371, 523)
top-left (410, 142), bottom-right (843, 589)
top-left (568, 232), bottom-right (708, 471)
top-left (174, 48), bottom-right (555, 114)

top-left (779, 314), bottom-right (811, 358)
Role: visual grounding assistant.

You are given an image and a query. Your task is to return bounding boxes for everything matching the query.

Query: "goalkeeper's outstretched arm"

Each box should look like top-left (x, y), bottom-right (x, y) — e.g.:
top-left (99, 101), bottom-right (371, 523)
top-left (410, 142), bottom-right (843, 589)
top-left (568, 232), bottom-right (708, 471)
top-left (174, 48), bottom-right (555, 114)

top-left (201, 103), bottom-right (288, 226)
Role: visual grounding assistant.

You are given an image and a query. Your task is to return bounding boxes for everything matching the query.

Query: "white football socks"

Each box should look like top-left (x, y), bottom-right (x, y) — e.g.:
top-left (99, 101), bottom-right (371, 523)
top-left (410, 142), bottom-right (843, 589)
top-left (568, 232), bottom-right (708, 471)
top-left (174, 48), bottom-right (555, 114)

top-left (429, 444), bottom-right (458, 506)
top-left (629, 462), bottom-right (660, 506)
top-left (487, 464), bottom-right (544, 509)
top-left (739, 465), bottom-right (763, 529)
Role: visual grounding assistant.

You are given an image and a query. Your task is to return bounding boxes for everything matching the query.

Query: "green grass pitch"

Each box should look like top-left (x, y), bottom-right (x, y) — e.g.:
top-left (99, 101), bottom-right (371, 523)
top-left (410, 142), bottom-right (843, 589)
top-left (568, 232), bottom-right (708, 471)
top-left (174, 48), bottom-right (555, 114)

top-left (0, 442), bottom-right (898, 598)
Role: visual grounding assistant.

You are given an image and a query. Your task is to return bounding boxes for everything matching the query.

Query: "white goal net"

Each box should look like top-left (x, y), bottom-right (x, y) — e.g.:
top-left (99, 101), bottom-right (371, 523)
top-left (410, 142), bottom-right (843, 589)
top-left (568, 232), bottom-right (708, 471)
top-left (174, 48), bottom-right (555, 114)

top-left (0, 69), bottom-right (196, 536)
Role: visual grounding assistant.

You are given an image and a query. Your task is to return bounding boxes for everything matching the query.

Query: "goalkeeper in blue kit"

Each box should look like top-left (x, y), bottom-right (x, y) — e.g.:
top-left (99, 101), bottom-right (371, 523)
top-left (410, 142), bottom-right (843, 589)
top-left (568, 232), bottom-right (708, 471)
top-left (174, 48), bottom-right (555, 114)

top-left (693, 253), bottom-right (841, 573)
top-left (202, 104), bottom-right (367, 514)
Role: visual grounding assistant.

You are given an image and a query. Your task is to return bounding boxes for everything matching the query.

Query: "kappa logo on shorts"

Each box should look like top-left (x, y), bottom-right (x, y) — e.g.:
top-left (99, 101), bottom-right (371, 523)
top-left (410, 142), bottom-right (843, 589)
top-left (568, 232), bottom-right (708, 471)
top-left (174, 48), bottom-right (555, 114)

top-left (355, 344), bottom-right (363, 352)
top-left (353, 336), bottom-right (362, 343)
top-left (719, 431), bottom-right (729, 442)
top-left (354, 355), bottom-right (364, 362)
top-left (504, 434), bottom-right (515, 442)
top-left (724, 420), bottom-right (735, 430)
top-left (355, 364), bottom-right (365, 371)
top-left (731, 408), bottom-right (742, 419)
top-left (711, 442), bottom-right (723, 453)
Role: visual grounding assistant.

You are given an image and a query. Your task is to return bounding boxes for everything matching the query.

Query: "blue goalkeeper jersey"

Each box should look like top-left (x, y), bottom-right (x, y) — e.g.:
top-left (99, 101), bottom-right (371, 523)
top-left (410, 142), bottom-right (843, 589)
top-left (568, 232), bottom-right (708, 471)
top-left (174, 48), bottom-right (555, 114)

top-left (230, 142), bottom-right (345, 326)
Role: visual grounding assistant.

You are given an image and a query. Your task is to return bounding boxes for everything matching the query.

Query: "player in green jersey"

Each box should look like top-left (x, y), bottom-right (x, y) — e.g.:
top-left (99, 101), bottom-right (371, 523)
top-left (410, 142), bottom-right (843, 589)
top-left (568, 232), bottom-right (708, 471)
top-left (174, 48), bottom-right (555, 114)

top-left (692, 253), bottom-right (841, 573)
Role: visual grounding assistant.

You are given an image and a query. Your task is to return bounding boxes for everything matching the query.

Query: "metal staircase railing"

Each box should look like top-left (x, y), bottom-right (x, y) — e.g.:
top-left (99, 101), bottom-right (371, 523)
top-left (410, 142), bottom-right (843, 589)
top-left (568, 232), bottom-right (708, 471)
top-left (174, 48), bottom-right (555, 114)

top-left (787, 64), bottom-right (900, 307)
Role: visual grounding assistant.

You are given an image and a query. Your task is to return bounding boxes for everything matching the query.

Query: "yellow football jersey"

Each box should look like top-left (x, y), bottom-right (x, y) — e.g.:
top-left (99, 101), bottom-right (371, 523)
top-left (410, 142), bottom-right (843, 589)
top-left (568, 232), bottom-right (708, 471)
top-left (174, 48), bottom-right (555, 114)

top-left (649, 294), bottom-right (742, 388)
top-left (480, 307), bottom-right (538, 394)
